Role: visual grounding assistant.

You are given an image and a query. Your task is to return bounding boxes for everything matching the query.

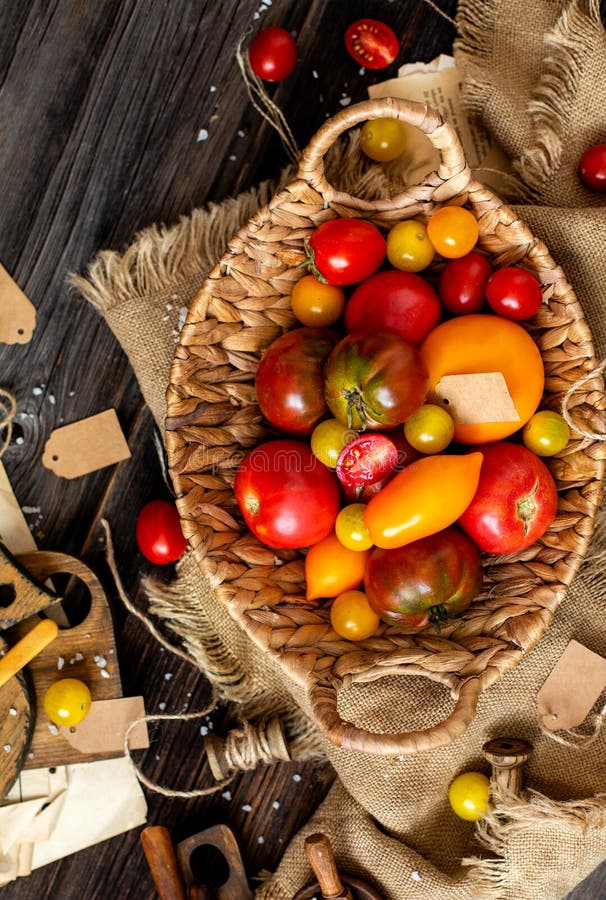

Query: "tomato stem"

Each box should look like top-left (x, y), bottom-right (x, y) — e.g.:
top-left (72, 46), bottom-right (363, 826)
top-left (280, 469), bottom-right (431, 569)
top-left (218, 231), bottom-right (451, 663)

top-left (344, 389), bottom-right (367, 431)
top-left (428, 604), bottom-right (449, 632)
top-left (297, 239), bottom-right (327, 284)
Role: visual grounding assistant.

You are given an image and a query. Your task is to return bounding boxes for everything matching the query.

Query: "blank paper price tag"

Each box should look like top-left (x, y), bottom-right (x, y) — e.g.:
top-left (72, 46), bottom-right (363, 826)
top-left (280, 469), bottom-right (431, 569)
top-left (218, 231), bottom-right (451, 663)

top-left (537, 640), bottom-right (606, 731)
top-left (61, 697), bottom-right (149, 754)
top-left (433, 372), bottom-right (520, 425)
top-left (0, 263), bottom-right (36, 344)
top-left (42, 409), bottom-right (131, 479)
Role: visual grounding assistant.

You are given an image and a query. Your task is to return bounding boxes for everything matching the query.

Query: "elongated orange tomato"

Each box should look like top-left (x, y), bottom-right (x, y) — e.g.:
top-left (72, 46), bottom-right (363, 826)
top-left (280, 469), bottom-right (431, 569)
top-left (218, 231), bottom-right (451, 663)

top-left (305, 531), bottom-right (370, 601)
top-left (364, 453), bottom-right (483, 549)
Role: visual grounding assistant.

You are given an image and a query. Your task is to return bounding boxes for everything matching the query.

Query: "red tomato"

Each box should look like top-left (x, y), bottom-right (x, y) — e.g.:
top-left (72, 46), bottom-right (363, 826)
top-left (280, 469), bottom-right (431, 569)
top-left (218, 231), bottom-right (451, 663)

top-left (485, 267), bottom-right (542, 321)
top-left (234, 440), bottom-right (340, 549)
top-left (438, 252), bottom-right (493, 315)
top-left (344, 18), bottom-right (399, 70)
top-left (336, 433), bottom-right (398, 489)
top-left (136, 499), bottom-right (187, 564)
top-left (345, 270), bottom-right (442, 345)
top-left (255, 327), bottom-right (337, 435)
top-left (248, 27), bottom-right (297, 82)
top-left (458, 442), bottom-right (558, 555)
top-left (578, 144), bottom-right (606, 192)
top-left (308, 219), bottom-right (386, 287)
top-left (365, 527), bottom-right (483, 631)
top-left (324, 331), bottom-right (429, 431)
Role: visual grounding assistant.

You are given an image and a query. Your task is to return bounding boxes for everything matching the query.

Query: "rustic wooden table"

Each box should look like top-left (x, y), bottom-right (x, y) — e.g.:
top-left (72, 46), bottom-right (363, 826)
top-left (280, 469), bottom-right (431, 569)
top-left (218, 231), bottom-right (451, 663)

top-left (1, 1), bottom-right (605, 897)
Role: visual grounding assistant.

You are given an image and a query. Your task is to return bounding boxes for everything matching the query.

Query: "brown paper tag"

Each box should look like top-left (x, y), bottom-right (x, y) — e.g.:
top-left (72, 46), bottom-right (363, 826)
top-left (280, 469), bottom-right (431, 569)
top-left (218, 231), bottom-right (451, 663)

top-left (0, 263), bottom-right (36, 344)
top-left (433, 373), bottom-right (520, 425)
top-left (537, 640), bottom-right (606, 731)
top-left (42, 409), bottom-right (131, 478)
top-left (60, 697), bottom-right (149, 754)
top-left (0, 461), bottom-right (38, 554)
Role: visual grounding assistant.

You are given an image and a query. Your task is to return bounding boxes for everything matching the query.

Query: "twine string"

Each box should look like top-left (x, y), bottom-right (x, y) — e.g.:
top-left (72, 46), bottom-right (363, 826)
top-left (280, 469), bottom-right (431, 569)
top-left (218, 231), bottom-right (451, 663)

top-left (0, 388), bottom-right (17, 459)
top-left (222, 720), bottom-right (282, 772)
top-left (561, 360), bottom-right (606, 440)
top-left (539, 701), bottom-right (606, 749)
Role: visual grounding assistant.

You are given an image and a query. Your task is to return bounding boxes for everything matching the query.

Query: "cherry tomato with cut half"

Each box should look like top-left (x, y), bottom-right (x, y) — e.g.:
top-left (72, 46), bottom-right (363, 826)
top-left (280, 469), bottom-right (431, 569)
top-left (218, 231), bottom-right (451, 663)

top-left (336, 433), bottom-right (398, 489)
top-left (330, 590), bottom-right (379, 641)
top-left (308, 219), bottom-right (386, 287)
top-left (448, 772), bottom-right (491, 821)
top-left (136, 499), bottom-right (187, 564)
top-left (523, 410), bottom-right (570, 457)
top-left (427, 206), bottom-right (479, 259)
top-left (335, 503), bottom-right (373, 551)
top-left (360, 118), bottom-right (407, 162)
top-left (439, 251), bottom-right (493, 315)
top-left (291, 275), bottom-right (346, 327)
top-left (578, 144), bottom-right (606, 192)
top-left (311, 418), bottom-right (356, 468)
top-left (345, 18), bottom-right (399, 70)
top-left (386, 220), bottom-right (435, 273)
top-left (404, 404), bottom-right (455, 454)
top-left (44, 678), bottom-right (92, 727)
top-left (485, 266), bottom-right (543, 321)
top-left (248, 27), bottom-right (297, 82)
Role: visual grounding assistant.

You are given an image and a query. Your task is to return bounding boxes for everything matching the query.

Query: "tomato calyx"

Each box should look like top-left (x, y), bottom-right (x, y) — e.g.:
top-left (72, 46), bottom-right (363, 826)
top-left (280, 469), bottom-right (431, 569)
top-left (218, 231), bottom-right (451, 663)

top-left (428, 603), bottom-right (449, 631)
top-left (516, 479), bottom-right (539, 536)
top-left (299, 240), bottom-right (327, 284)
top-left (342, 387), bottom-right (371, 431)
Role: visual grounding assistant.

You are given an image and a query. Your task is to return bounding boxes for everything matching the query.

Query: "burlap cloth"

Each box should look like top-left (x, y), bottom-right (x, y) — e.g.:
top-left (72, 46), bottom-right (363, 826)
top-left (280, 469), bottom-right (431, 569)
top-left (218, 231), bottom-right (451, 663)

top-left (74, 2), bottom-right (606, 897)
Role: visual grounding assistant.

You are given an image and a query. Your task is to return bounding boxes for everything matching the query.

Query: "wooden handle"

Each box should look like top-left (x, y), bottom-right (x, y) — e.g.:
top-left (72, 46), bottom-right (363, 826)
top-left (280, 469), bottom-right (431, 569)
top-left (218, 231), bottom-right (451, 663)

top-left (304, 834), bottom-right (352, 900)
top-left (141, 826), bottom-right (187, 900)
top-left (482, 737), bottom-right (532, 796)
top-left (189, 886), bottom-right (215, 900)
top-left (0, 618), bottom-right (58, 689)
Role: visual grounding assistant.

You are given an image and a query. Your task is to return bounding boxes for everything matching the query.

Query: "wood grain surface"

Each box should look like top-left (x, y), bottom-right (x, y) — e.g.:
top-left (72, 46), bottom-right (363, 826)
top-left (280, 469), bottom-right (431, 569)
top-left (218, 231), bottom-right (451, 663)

top-left (0, 1), bottom-right (604, 897)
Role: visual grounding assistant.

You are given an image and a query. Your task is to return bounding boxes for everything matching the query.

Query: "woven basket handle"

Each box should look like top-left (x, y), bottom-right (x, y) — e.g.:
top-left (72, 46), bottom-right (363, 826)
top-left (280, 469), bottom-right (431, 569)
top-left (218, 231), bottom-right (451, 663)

top-left (309, 674), bottom-right (481, 756)
top-left (297, 97), bottom-right (470, 213)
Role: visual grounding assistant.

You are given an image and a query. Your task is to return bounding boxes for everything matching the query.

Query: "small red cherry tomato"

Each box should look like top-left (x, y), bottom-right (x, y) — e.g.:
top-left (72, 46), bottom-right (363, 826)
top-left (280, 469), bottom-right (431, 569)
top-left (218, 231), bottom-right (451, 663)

top-left (336, 434), bottom-right (398, 489)
top-left (308, 219), bottom-right (386, 286)
top-left (344, 18), bottom-right (399, 70)
top-left (578, 144), bottom-right (606, 192)
top-left (248, 27), bottom-right (297, 82)
top-left (485, 266), bottom-right (542, 320)
top-left (136, 499), bottom-right (187, 564)
top-left (438, 251), bottom-right (493, 315)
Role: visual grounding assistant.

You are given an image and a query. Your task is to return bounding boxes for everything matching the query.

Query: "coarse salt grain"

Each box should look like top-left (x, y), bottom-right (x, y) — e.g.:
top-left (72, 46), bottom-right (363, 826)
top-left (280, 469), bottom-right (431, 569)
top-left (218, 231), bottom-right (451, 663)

top-left (359, 67), bottom-right (366, 75)
top-left (94, 655), bottom-right (107, 668)
top-left (32, 387), bottom-right (43, 396)
top-left (164, 672), bottom-right (173, 681)
top-left (57, 657), bottom-right (65, 671)
top-left (292, 773), bottom-right (301, 782)
top-left (158, 702), bottom-right (167, 711)
top-left (9, 708), bottom-right (17, 716)
top-left (197, 129), bottom-right (209, 142)
top-left (3, 744), bottom-right (11, 752)
top-left (339, 96), bottom-right (352, 107)
top-left (222, 790), bottom-right (232, 800)
top-left (258, 835), bottom-right (265, 844)
top-left (312, 70), bottom-right (319, 79)
top-left (200, 725), bottom-right (208, 736)
top-left (242, 803), bottom-right (252, 812)
top-left (237, 129), bottom-right (246, 138)
top-left (48, 724), bottom-right (59, 735)
top-left (210, 85), bottom-right (217, 92)
top-left (411, 871), bottom-right (421, 882)
top-left (272, 800), bottom-right (280, 809)
top-left (100, 669), bottom-right (111, 679)
top-left (48, 394), bottom-right (56, 405)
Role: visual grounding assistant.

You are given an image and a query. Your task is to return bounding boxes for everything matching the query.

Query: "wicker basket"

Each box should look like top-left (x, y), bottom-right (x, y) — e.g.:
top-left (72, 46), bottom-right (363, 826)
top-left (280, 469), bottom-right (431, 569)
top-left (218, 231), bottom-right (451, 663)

top-left (165, 98), bottom-right (606, 757)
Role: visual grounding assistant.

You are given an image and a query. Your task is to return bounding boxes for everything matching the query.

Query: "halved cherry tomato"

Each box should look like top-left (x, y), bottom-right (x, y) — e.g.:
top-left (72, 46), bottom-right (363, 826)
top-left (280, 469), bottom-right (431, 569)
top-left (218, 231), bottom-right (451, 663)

top-left (364, 452), bottom-right (483, 549)
top-left (248, 27), bottom-right (297, 82)
top-left (420, 315), bottom-right (545, 444)
top-left (305, 531), bottom-right (370, 601)
top-left (485, 267), bottom-right (543, 321)
top-left (578, 144), bottom-right (606, 192)
top-left (360, 118), bottom-right (407, 162)
top-left (336, 434), bottom-right (398, 489)
top-left (308, 219), bottom-right (386, 286)
top-left (330, 590), bottom-right (379, 641)
top-left (344, 18), bottom-right (399, 70)
top-left (427, 206), bottom-right (479, 258)
top-left (291, 275), bottom-right (346, 327)
top-left (386, 220), bottom-right (435, 273)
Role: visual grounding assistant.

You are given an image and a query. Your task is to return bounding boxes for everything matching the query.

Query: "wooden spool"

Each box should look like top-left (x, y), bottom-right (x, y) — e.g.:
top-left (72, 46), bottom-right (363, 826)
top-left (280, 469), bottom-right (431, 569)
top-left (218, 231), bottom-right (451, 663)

top-left (204, 716), bottom-right (291, 781)
top-left (482, 736), bottom-right (532, 796)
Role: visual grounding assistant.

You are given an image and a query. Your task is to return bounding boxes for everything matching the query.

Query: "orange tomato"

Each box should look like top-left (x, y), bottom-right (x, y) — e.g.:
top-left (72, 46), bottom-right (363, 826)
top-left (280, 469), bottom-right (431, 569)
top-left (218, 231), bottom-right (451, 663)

top-left (427, 206), bottom-right (479, 258)
top-left (305, 531), bottom-right (370, 601)
top-left (419, 314), bottom-right (544, 444)
top-left (364, 453), bottom-right (483, 549)
top-left (291, 274), bottom-right (346, 326)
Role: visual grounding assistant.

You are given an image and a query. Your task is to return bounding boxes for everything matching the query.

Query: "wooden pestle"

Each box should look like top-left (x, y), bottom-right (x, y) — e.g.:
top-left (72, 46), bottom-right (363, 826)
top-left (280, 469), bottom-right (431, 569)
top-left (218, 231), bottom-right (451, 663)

top-left (188, 887), bottom-right (215, 900)
top-left (482, 737), bottom-right (532, 796)
top-left (141, 826), bottom-right (188, 900)
top-left (304, 833), bottom-right (353, 900)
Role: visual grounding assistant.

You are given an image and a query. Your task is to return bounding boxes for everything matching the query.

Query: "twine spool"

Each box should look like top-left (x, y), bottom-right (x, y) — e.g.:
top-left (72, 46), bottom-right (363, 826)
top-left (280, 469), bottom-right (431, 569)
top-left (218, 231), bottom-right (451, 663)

top-left (0, 388), bottom-right (17, 459)
top-left (204, 716), bottom-right (292, 782)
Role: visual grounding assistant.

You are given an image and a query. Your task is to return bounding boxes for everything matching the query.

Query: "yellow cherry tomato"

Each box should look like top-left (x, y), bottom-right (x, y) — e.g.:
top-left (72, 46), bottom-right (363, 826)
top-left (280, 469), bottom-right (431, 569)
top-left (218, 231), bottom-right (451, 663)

top-left (291, 274), bottom-right (346, 326)
top-left (364, 452), bottom-right (483, 549)
top-left (427, 206), bottom-right (479, 258)
top-left (404, 404), bottom-right (455, 453)
top-left (311, 418), bottom-right (356, 468)
top-left (448, 771), bottom-right (491, 821)
top-left (360, 118), bottom-right (407, 162)
top-left (305, 531), bottom-right (370, 601)
top-left (386, 220), bottom-right (435, 273)
top-left (523, 410), bottom-right (570, 456)
top-left (44, 678), bottom-right (92, 727)
top-left (330, 590), bottom-right (380, 641)
top-left (335, 503), bottom-right (373, 550)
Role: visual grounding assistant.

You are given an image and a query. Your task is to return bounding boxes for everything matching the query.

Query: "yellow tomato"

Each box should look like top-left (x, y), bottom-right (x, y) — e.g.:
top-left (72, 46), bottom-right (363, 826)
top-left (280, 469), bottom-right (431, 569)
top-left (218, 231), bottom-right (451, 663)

top-left (44, 678), bottom-right (92, 727)
top-left (523, 410), bottom-right (570, 456)
top-left (448, 772), bottom-right (491, 821)
top-left (360, 118), bottom-right (407, 162)
top-left (291, 274), bottom-right (346, 326)
top-left (305, 531), bottom-right (370, 601)
top-left (404, 404), bottom-right (455, 453)
top-left (364, 453), bottom-right (483, 549)
top-left (427, 206), bottom-right (479, 258)
top-left (386, 220), bottom-right (435, 272)
top-left (330, 590), bottom-right (379, 641)
top-left (335, 503), bottom-right (373, 550)
top-left (311, 418), bottom-right (356, 468)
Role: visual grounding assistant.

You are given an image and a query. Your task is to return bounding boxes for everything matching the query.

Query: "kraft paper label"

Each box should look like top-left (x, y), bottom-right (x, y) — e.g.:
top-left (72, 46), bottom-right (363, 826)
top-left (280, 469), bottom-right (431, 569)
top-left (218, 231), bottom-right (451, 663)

top-left (537, 640), bottom-right (606, 731)
top-left (0, 461), bottom-right (38, 554)
top-left (433, 372), bottom-right (520, 424)
top-left (42, 409), bottom-right (131, 479)
top-left (60, 697), bottom-right (149, 754)
top-left (0, 263), bottom-right (36, 344)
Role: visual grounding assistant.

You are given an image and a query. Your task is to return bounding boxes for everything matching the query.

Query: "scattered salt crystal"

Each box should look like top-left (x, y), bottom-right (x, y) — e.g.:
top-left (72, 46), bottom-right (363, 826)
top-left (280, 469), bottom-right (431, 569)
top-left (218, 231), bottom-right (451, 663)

top-left (48, 394), bottom-right (56, 405)
top-left (186, 692), bottom-right (192, 698)
top-left (339, 96), bottom-right (352, 107)
top-left (68, 390), bottom-right (75, 397)
top-left (28, 752), bottom-right (34, 759)
top-left (57, 657), bottom-right (65, 671)
top-left (200, 725), bottom-right (208, 736)
top-left (258, 835), bottom-right (265, 844)
top-left (22, 506), bottom-right (40, 514)
top-left (242, 803), bottom-right (252, 812)
top-left (411, 871), bottom-right (421, 882)
top-left (209, 85), bottom-right (217, 93)
top-left (166, 303), bottom-right (173, 311)
top-left (221, 790), bottom-right (232, 800)
top-left (15, 435), bottom-right (24, 444)
top-left (9, 708), bottom-right (17, 717)
top-left (197, 129), bottom-right (209, 142)
top-left (261, 0), bottom-right (271, 5)
top-left (94, 655), bottom-right (107, 668)
top-left (162, 314), bottom-right (170, 322)
top-left (359, 67), bottom-right (366, 75)
top-left (177, 307), bottom-right (188, 332)
top-left (273, 556), bottom-right (283, 567)
top-left (292, 773), bottom-right (301, 782)
top-left (84, 633), bottom-right (91, 639)
top-left (171, 293), bottom-right (178, 300)
top-left (158, 702), bottom-right (167, 711)
top-left (237, 129), bottom-right (246, 138)
top-left (164, 672), bottom-right (173, 681)
top-left (100, 668), bottom-right (111, 679)
top-left (272, 800), bottom-right (280, 809)
top-left (253, 10), bottom-right (260, 18)
top-left (32, 386), bottom-right (43, 396)
top-left (4, 744), bottom-right (11, 752)
top-left (312, 70), bottom-right (319, 79)
top-left (48, 724), bottom-right (59, 735)
top-left (228, 155), bottom-right (237, 161)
